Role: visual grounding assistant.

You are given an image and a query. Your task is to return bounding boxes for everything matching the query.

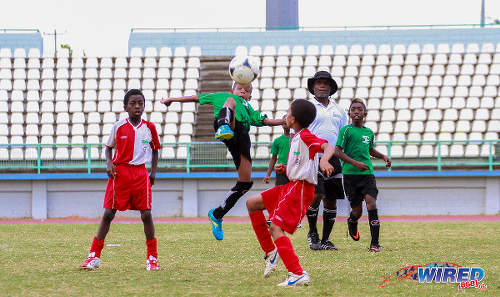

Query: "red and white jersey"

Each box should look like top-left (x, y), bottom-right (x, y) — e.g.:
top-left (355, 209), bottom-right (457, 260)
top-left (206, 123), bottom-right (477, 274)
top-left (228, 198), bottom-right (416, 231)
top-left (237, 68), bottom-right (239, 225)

top-left (106, 118), bottom-right (161, 166)
top-left (286, 128), bottom-right (327, 184)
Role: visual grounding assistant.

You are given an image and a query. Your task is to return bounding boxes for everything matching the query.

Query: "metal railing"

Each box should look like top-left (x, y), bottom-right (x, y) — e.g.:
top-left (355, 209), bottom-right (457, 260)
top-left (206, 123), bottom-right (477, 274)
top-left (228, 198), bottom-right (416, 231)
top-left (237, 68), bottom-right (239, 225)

top-left (0, 139), bottom-right (498, 174)
top-left (130, 23), bottom-right (500, 33)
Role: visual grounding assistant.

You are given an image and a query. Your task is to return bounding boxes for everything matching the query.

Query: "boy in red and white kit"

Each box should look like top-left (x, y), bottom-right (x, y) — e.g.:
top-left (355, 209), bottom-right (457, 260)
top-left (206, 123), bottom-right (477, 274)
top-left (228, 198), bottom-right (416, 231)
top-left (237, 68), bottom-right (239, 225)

top-left (246, 99), bottom-right (335, 286)
top-left (81, 89), bottom-right (161, 271)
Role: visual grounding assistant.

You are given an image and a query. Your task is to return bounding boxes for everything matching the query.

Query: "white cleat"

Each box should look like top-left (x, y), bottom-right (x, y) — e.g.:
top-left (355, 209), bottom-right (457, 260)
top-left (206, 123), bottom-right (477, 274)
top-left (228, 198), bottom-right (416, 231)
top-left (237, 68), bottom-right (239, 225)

top-left (277, 271), bottom-right (310, 287)
top-left (146, 255), bottom-right (160, 271)
top-left (263, 249), bottom-right (280, 278)
top-left (81, 252), bottom-right (101, 270)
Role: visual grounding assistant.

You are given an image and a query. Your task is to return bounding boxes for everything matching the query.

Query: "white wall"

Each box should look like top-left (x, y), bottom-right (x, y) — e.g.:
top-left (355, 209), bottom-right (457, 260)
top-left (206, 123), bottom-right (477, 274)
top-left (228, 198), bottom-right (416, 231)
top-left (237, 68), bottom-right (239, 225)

top-left (0, 175), bottom-right (498, 219)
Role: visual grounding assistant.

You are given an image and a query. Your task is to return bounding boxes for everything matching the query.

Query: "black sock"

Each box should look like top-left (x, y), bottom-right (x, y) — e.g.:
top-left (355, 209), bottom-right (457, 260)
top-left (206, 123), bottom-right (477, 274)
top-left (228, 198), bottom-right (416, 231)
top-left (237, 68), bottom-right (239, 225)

top-left (212, 181), bottom-right (252, 220)
top-left (348, 212), bottom-right (360, 223)
top-left (216, 107), bottom-right (234, 128)
top-left (321, 208), bottom-right (336, 242)
top-left (368, 209), bottom-right (380, 245)
top-left (306, 207), bottom-right (319, 234)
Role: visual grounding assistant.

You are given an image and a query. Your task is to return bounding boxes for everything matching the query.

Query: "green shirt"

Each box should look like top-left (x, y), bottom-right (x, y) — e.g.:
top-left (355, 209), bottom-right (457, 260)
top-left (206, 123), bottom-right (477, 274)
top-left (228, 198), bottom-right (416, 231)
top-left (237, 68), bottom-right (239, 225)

top-left (271, 135), bottom-right (290, 165)
top-left (336, 125), bottom-right (375, 175)
top-left (198, 92), bottom-right (267, 131)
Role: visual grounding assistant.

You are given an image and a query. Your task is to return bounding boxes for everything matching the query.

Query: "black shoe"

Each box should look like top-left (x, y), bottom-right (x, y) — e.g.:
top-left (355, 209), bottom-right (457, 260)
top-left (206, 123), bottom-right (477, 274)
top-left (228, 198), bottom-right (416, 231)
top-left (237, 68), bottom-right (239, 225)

top-left (307, 232), bottom-right (321, 250)
top-left (266, 220), bottom-right (272, 227)
top-left (320, 240), bottom-right (339, 251)
top-left (369, 244), bottom-right (381, 252)
top-left (347, 219), bottom-right (360, 241)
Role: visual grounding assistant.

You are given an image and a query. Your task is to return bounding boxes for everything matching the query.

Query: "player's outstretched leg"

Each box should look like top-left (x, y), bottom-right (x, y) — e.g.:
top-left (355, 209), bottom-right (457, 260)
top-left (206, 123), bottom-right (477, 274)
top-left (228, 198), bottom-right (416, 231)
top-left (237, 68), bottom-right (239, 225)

top-left (208, 208), bottom-right (224, 240)
top-left (209, 180), bottom-right (253, 240)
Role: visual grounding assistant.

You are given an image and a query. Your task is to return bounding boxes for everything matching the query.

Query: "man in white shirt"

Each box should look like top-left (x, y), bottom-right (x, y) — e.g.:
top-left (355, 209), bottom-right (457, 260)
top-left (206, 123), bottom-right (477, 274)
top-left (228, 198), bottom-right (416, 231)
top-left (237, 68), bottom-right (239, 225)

top-left (305, 71), bottom-right (348, 251)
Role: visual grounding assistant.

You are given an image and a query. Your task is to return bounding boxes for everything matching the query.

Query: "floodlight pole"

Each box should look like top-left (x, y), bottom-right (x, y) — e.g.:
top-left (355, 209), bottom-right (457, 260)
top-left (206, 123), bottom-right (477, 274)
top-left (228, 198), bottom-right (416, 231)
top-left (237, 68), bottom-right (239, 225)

top-left (43, 29), bottom-right (67, 57)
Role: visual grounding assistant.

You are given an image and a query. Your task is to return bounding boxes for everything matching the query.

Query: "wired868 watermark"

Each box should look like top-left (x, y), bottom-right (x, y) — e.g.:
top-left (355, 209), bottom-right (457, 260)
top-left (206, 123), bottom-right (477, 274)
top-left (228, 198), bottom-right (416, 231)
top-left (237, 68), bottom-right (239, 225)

top-left (379, 262), bottom-right (487, 291)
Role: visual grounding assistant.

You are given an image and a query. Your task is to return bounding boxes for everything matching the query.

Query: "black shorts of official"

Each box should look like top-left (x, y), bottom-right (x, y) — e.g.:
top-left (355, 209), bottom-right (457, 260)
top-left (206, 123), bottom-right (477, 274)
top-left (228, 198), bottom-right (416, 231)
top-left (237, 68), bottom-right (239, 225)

top-left (213, 120), bottom-right (252, 169)
top-left (342, 174), bottom-right (379, 208)
top-left (275, 173), bottom-right (290, 186)
top-left (315, 156), bottom-right (345, 200)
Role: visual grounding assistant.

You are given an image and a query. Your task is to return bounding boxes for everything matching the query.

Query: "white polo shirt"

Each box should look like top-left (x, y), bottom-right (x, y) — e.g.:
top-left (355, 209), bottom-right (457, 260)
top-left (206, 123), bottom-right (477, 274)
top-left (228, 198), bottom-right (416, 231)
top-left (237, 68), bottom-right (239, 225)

top-left (307, 97), bottom-right (348, 178)
top-left (308, 97), bottom-right (348, 146)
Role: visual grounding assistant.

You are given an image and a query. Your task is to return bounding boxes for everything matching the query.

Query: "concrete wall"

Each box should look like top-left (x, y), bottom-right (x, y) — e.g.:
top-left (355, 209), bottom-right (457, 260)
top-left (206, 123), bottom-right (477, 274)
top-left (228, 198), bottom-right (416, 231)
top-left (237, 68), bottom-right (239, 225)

top-left (0, 171), bottom-right (498, 219)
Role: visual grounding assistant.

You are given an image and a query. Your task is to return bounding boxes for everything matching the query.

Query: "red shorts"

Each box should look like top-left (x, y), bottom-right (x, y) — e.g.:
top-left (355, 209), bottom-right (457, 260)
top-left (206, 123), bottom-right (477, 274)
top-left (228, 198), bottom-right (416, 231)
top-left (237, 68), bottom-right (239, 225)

top-left (103, 164), bottom-right (152, 211)
top-left (261, 180), bottom-right (315, 234)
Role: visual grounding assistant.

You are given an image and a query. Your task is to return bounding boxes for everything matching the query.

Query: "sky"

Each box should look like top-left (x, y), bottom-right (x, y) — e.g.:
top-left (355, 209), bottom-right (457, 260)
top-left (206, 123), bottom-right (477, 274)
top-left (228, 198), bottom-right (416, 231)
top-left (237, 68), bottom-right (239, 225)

top-left (1, 0), bottom-right (499, 57)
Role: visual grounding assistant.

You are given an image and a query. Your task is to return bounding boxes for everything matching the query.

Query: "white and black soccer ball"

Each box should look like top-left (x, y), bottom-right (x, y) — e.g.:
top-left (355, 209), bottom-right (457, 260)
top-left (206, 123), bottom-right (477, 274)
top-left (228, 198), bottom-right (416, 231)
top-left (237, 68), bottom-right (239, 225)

top-left (228, 55), bottom-right (260, 84)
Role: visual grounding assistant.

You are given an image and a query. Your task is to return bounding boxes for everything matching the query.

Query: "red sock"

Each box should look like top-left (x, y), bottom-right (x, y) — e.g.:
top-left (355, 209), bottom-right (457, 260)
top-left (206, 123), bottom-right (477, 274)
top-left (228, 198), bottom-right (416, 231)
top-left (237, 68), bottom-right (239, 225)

top-left (249, 210), bottom-right (275, 255)
top-left (274, 236), bottom-right (303, 275)
top-left (146, 238), bottom-right (158, 259)
top-left (90, 236), bottom-right (104, 258)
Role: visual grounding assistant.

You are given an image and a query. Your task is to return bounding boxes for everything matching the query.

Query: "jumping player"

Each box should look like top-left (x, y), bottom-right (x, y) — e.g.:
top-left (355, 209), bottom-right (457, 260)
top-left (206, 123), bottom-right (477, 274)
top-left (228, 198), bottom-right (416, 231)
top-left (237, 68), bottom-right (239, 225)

top-left (161, 82), bottom-right (283, 240)
top-left (335, 98), bottom-right (391, 252)
top-left (246, 99), bottom-right (335, 286)
top-left (81, 89), bottom-right (161, 271)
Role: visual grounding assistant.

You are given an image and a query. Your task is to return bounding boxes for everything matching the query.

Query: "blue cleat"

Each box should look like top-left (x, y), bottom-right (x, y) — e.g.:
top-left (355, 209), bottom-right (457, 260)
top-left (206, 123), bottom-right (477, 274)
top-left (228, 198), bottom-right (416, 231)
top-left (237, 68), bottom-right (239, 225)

top-left (215, 124), bottom-right (234, 141)
top-left (208, 209), bottom-right (224, 240)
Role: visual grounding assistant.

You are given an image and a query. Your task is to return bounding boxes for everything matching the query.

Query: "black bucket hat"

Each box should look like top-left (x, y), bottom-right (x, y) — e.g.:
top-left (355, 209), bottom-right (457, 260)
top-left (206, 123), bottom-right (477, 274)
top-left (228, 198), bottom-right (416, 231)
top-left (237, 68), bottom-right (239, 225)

top-left (307, 71), bottom-right (338, 96)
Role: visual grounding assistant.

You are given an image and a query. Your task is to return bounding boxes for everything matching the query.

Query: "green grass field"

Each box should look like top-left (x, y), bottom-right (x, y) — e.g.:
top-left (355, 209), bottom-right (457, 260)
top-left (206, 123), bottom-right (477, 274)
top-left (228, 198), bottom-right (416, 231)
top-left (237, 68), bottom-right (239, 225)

top-left (0, 221), bottom-right (498, 296)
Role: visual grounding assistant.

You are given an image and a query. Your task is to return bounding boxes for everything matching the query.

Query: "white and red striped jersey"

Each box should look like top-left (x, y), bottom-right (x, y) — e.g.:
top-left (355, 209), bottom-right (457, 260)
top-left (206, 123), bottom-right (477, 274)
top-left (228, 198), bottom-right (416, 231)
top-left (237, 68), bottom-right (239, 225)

top-left (106, 118), bottom-right (161, 166)
top-left (286, 128), bottom-right (327, 184)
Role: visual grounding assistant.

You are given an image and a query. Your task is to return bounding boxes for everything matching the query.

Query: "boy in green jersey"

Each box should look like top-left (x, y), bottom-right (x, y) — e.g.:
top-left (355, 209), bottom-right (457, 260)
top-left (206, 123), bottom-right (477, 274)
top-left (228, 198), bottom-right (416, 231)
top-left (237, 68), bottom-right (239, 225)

top-left (161, 82), bottom-right (284, 240)
top-left (263, 117), bottom-right (291, 186)
top-left (335, 98), bottom-right (392, 252)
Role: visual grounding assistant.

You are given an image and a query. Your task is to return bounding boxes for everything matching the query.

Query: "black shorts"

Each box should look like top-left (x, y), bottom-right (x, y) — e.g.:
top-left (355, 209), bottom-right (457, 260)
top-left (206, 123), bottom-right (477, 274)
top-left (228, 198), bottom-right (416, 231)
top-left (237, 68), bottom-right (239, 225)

top-left (315, 156), bottom-right (345, 200)
top-left (342, 174), bottom-right (378, 208)
top-left (214, 120), bottom-right (251, 169)
top-left (275, 173), bottom-right (290, 186)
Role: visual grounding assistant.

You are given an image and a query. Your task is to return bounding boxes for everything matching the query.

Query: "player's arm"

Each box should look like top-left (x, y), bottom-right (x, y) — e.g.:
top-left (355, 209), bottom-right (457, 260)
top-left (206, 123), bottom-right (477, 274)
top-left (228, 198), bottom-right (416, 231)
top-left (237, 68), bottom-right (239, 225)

top-left (262, 118), bottom-right (285, 126)
top-left (319, 142), bottom-right (335, 177)
top-left (161, 95), bottom-right (199, 106)
top-left (369, 148), bottom-right (391, 168)
top-left (150, 150), bottom-right (158, 185)
top-left (263, 155), bottom-right (277, 184)
top-left (105, 147), bottom-right (116, 178)
top-left (335, 145), bottom-right (370, 171)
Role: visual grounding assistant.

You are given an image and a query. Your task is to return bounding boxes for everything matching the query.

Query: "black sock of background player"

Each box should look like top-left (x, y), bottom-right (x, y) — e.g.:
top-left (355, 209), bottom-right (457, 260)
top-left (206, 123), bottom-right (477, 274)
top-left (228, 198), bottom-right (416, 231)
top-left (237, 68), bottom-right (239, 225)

top-left (306, 207), bottom-right (319, 234)
top-left (321, 208), bottom-right (336, 242)
top-left (368, 209), bottom-right (380, 245)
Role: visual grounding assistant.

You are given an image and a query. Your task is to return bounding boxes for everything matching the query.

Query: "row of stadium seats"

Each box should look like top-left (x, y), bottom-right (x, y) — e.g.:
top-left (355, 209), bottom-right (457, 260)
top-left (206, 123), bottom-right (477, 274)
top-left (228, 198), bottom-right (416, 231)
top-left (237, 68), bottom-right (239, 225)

top-left (235, 43), bottom-right (500, 57)
top-left (0, 46), bottom-right (200, 58)
top-left (0, 57), bottom-right (200, 69)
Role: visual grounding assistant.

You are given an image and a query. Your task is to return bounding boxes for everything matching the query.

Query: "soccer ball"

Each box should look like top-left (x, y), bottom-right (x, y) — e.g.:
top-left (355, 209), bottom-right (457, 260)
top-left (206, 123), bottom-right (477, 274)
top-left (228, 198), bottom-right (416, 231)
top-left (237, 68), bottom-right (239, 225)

top-left (228, 55), bottom-right (260, 84)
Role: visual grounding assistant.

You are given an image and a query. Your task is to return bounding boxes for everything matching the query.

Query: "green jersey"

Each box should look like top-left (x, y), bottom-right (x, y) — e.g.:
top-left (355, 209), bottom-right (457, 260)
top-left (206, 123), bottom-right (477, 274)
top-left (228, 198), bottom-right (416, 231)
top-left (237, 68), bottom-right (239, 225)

top-left (198, 92), bottom-right (267, 131)
top-left (271, 135), bottom-right (290, 165)
top-left (336, 125), bottom-right (375, 175)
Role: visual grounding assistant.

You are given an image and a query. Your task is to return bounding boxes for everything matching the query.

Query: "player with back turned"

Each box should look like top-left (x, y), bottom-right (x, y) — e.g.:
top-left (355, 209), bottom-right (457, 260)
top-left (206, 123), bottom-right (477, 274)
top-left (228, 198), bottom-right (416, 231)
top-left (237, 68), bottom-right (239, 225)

top-left (246, 99), bottom-right (335, 286)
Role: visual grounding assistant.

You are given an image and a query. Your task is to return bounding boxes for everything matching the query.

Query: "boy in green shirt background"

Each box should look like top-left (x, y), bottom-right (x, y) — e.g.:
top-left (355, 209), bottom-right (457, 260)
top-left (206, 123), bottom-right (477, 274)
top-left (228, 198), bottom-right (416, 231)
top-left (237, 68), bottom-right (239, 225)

top-left (263, 117), bottom-right (291, 186)
top-left (335, 98), bottom-right (391, 252)
top-left (162, 82), bottom-right (283, 240)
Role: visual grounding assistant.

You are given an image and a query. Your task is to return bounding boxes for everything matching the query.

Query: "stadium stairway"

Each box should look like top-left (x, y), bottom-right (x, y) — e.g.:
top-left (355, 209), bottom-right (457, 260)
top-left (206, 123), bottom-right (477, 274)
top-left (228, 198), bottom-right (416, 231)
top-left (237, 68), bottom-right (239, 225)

top-left (191, 56), bottom-right (233, 168)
